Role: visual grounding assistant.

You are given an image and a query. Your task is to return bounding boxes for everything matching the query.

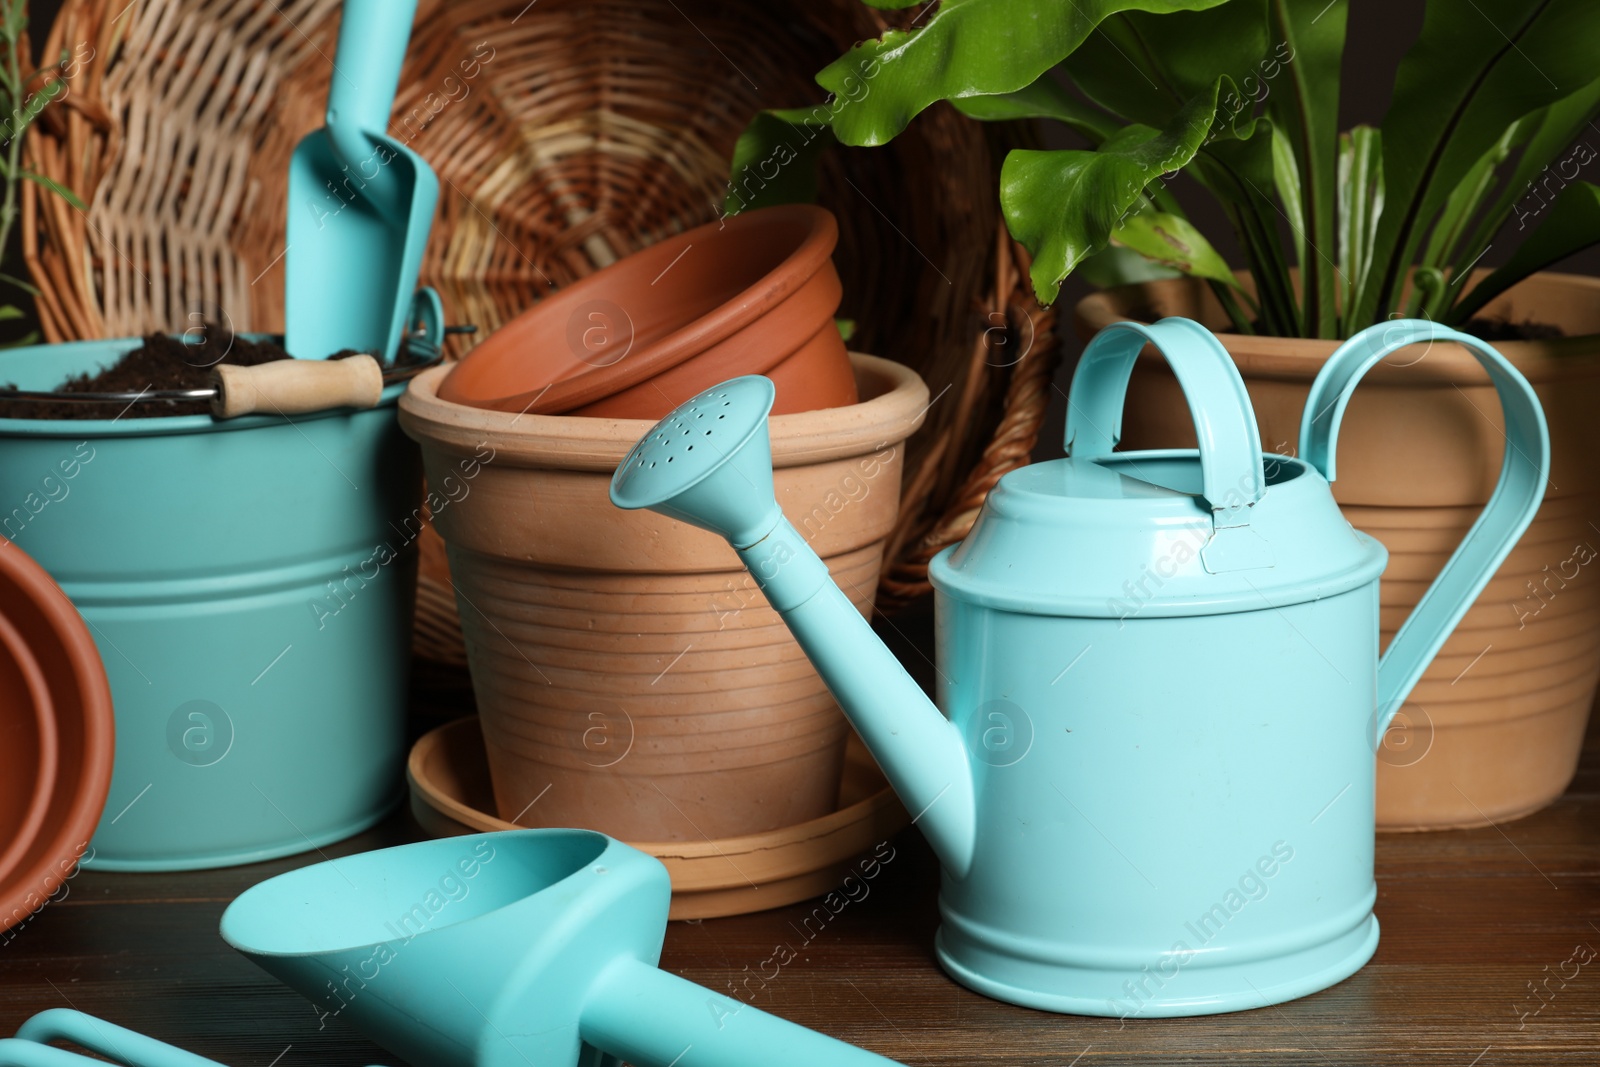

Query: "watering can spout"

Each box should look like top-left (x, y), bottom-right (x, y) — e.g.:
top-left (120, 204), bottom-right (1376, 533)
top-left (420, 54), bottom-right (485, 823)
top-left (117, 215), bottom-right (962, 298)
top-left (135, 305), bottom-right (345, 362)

top-left (610, 377), bottom-right (978, 877)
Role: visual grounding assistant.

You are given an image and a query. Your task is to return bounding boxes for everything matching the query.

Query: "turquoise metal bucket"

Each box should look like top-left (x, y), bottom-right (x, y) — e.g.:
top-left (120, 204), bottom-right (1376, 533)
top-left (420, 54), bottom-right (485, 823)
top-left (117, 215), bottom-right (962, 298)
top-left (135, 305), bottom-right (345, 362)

top-left (0, 337), bottom-right (421, 870)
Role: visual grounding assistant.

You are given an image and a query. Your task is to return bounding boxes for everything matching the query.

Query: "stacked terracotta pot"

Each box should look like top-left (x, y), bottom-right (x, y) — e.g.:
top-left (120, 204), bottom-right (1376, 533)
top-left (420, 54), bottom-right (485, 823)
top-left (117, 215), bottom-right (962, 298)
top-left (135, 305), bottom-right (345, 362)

top-left (402, 205), bottom-right (926, 841)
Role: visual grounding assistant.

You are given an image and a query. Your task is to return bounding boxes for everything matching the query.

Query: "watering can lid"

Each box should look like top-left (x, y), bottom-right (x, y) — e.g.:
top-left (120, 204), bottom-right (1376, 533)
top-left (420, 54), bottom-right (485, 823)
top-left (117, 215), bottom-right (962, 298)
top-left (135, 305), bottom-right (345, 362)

top-left (930, 317), bottom-right (1394, 618)
top-left (929, 447), bottom-right (1388, 619)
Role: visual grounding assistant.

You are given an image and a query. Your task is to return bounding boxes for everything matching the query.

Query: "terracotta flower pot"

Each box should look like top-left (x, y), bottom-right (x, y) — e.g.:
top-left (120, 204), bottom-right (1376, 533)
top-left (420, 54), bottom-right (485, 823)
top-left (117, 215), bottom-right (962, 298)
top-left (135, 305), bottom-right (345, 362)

top-left (435, 205), bottom-right (859, 419)
top-left (399, 354), bottom-right (925, 841)
top-left (0, 536), bottom-right (113, 935)
top-left (1076, 272), bottom-right (1600, 830)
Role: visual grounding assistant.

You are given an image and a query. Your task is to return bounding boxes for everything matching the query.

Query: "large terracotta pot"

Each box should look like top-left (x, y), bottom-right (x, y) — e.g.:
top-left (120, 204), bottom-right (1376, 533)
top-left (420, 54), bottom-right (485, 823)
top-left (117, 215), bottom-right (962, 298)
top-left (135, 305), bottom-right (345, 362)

top-left (435, 205), bottom-right (859, 419)
top-left (1077, 272), bottom-right (1600, 830)
top-left (400, 354), bottom-right (925, 841)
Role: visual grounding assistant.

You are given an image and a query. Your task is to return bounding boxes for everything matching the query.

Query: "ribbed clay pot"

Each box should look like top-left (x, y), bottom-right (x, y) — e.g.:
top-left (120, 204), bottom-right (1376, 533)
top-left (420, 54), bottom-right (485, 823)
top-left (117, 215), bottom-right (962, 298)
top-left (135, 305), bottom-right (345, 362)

top-left (435, 205), bottom-right (858, 419)
top-left (1077, 272), bottom-right (1600, 830)
top-left (400, 354), bottom-right (925, 841)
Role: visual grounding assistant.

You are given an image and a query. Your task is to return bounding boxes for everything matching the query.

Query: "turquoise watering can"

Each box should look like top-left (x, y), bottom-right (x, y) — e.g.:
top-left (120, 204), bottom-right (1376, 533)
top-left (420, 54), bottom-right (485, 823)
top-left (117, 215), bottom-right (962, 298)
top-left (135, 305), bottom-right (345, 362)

top-left (610, 318), bottom-right (1549, 1016)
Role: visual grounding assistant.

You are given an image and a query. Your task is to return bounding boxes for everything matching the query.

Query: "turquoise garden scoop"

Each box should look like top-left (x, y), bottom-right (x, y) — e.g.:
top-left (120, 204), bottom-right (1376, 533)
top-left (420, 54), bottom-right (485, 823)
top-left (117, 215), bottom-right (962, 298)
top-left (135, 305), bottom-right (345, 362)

top-left (285, 0), bottom-right (438, 363)
top-left (1, 832), bottom-right (901, 1067)
top-left (610, 318), bottom-right (1550, 1017)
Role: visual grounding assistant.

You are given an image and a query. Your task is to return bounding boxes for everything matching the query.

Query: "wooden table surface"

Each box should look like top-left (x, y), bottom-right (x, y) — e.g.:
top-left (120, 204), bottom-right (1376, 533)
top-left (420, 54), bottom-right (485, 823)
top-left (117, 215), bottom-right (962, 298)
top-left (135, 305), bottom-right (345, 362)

top-left (2, 661), bottom-right (1596, 1067)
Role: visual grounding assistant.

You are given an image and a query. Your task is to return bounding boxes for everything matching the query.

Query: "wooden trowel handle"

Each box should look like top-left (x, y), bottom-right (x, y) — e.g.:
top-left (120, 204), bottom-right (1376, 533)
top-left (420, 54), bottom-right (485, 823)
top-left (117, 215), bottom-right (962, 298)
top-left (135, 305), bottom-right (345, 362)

top-left (211, 356), bottom-right (384, 418)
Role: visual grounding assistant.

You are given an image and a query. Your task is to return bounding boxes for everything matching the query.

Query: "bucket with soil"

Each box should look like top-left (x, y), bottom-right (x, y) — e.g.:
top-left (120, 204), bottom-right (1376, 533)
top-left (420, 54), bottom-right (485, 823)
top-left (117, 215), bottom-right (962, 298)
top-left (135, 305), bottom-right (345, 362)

top-left (0, 330), bottom-right (433, 870)
top-left (0, 326), bottom-right (430, 421)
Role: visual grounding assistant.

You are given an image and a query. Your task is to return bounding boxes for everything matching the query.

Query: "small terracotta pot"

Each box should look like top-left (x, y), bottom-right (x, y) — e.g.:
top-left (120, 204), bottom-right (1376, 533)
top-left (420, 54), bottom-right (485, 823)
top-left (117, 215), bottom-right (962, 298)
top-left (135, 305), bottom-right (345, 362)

top-left (400, 353), bottom-right (925, 841)
top-left (435, 205), bottom-right (859, 419)
top-left (1076, 271), bottom-right (1600, 830)
top-left (0, 537), bottom-right (113, 934)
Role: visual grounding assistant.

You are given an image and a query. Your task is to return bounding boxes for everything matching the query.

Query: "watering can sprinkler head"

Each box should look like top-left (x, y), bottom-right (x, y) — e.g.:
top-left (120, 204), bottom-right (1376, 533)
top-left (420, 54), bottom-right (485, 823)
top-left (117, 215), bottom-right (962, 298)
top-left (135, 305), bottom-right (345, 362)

top-left (611, 379), bottom-right (979, 879)
top-left (609, 375), bottom-right (783, 548)
top-left (220, 830), bottom-right (900, 1067)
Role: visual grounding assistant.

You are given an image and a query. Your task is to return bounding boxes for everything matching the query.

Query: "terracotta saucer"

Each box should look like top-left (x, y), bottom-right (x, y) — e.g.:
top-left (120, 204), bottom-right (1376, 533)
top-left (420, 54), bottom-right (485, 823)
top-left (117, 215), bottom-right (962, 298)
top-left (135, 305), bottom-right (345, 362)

top-left (0, 538), bottom-right (114, 934)
top-left (408, 717), bottom-right (907, 919)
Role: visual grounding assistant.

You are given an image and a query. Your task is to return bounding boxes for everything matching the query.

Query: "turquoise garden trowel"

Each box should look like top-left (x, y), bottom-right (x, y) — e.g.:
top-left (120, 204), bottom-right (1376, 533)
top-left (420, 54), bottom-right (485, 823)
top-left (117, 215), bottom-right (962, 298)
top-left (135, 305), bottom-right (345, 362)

top-left (285, 0), bottom-right (438, 363)
top-left (1, 832), bottom-right (901, 1067)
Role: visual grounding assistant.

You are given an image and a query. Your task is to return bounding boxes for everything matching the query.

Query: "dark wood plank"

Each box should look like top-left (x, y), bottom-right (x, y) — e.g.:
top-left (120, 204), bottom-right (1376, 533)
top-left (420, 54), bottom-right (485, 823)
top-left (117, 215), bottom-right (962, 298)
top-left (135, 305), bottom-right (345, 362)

top-left (1, 667), bottom-right (1595, 1066)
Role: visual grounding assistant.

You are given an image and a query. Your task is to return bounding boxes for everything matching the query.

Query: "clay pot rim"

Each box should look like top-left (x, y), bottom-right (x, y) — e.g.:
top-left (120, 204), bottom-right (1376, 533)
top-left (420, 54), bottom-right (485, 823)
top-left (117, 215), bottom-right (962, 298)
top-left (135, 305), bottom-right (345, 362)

top-left (0, 609), bottom-right (58, 880)
top-left (435, 204), bottom-right (839, 412)
top-left (1074, 271), bottom-right (1600, 386)
top-left (0, 540), bottom-right (114, 932)
top-left (401, 352), bottom-right (929, 471)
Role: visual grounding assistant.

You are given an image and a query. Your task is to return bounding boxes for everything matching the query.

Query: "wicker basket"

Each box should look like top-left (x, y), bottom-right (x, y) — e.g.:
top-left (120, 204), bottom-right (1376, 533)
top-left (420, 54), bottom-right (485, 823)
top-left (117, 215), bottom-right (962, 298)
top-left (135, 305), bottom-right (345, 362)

top-left (25, 0), bottom-right (1059, 662)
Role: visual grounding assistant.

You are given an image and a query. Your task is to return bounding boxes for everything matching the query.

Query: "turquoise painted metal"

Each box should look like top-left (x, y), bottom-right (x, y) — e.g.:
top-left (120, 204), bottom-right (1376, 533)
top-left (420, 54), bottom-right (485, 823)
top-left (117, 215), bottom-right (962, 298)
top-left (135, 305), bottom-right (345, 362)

top-left (0, 336), bottom-right (422, 871)
top-left (2, 1011), bottom-right (227, 1067)
top-left (220, 830), bottom-right (903, 1067)
top-left (610, 318), bottom-right (1550, 1016)
top-left (285, 0), bottom-right (439, 363)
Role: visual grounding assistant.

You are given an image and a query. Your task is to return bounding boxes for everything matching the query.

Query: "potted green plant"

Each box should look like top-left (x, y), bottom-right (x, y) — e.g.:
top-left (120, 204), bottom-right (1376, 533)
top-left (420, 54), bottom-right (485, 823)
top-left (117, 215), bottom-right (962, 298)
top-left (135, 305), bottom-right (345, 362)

top-left (731, 0), bottom-right (1600, 829)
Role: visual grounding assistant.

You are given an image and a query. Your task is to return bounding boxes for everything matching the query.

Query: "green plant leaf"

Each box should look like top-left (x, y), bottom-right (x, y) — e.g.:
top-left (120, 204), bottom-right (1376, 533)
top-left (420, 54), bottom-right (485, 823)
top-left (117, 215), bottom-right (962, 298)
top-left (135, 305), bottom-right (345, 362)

top-left (999, 80), bottom-right (1226, 304)
top-left (1416, 119), bottom-right (1536, 317)
top-left (22, 170), bottom-right (85, 211)
top-left (1060, 1), bottom-right (1300, 331)
top-left (1454, 75), bottom-right (1600, 275)
top-left (1419, 119), bottom-right (1528, 275)
top-left (955, 79), bottom-right (1193, 220)
top-left (1061, 1), bottom-right (1270, 129)
top-left (1448, 182), bottom-right (1600, 324)
top-left (952, 76), bottom-right (1120, 143)
top-left (1354, 0), bottom-right (1600, 328)
top-left (1263, 0), bottom-right (1345, 338)
top-left (1193, 115), bottom-right (1301, 335)
top-left (1111, 208), bottom-right (1239, 289)
top-left (725, 108), bottom-right (837, 215)
top-left (816, 0), bottom-right (1231, 147)
top-left (1271, 128), bottom-right (1303, 274)
top-left (0, 271), bottom-right (38, 296)
top-left (1076, 243), bottom-right (1184, 288)
top-left (1337, 126), bottom-right (1383, 328)
top-left (0, 304), bottom-right (23, 320)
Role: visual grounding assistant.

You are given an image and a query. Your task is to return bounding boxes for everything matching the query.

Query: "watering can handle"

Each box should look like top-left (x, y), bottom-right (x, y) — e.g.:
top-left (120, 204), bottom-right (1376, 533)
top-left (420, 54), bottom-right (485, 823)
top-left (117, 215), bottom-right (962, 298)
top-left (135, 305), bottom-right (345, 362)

top-left (1066, 317), bottom-right (1266, 514)
top-left (1299, 320), bottom-right (1550, 729)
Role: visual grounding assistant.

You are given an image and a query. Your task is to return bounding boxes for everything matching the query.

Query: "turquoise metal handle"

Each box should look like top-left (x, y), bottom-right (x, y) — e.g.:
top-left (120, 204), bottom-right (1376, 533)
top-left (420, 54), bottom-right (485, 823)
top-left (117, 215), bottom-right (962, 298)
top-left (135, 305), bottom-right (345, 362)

top-left (1067, 317), bottom-right (1266, 514)
top-left (5, 1011), bottom-right (227, 1067)
top-left (406, 286), bottom-right (446, 363)
top-left (325, 0), bottom-right (417, 216)
top-left (1299, 320), bottom-right (1550, 728)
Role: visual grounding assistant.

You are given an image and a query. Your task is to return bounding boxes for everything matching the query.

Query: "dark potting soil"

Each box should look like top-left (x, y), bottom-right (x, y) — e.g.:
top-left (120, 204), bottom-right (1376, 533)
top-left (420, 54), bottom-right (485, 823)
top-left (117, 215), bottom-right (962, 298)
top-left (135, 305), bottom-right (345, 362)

top-left (0, 327), bottom-right (364, 419)
top-left (1462, 316), bottom-right (1565, 342)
